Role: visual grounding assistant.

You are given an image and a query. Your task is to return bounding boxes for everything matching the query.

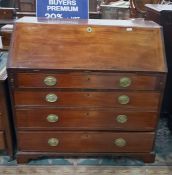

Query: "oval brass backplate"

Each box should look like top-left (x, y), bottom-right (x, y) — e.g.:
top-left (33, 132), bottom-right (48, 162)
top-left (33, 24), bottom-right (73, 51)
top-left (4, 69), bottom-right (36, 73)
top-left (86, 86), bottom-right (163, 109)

top-left (45, 94), bottom-right (58, 103)
top-left (87, 27), bottom-right (93, 33)
top-left (47, 114), bottom-right (59, 123)
top-left (114, 138), bottom-right (126, 147)
top-left (44, 76), bottom-right (57, 86)
top-left (116, 115), bottom-right (128, 124)
top-left (118, 95), bottom-right (130, 105)
top-left (119, 77), bottom-right (131, 88)
top-left (48, 138), bottom-right (59, 147)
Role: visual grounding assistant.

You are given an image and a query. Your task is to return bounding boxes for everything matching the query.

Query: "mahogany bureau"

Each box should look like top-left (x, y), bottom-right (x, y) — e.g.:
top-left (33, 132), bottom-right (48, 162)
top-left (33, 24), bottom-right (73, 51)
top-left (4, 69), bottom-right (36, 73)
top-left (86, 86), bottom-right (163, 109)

top-left (0, 52), bottom-right (13, 157)
top-left (7, 17), bottom-right (167, 163)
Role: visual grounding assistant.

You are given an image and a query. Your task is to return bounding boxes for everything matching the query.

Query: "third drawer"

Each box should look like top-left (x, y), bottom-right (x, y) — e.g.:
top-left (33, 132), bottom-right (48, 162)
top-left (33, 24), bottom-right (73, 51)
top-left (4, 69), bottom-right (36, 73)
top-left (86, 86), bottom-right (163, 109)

top-left (16, 108), bottom-right (158, 131)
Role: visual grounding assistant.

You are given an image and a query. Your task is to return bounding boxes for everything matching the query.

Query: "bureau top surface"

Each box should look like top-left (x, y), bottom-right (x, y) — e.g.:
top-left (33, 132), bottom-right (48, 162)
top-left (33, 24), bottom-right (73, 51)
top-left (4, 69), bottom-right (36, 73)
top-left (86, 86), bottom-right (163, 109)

top-left (8, 17), bottom-right (167, 73)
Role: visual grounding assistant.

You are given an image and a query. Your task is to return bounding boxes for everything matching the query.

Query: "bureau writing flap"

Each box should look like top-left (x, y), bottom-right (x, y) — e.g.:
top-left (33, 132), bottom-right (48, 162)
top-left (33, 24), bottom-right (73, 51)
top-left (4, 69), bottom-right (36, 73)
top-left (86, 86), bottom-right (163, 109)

top-left (8, 17), bottom-right (167, 73)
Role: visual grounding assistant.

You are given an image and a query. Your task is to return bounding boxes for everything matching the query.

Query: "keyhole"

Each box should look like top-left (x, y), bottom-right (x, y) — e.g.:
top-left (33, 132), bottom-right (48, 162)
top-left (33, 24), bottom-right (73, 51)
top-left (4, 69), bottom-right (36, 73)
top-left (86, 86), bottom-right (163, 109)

top-left (85, 112), bottom-right (89, 116)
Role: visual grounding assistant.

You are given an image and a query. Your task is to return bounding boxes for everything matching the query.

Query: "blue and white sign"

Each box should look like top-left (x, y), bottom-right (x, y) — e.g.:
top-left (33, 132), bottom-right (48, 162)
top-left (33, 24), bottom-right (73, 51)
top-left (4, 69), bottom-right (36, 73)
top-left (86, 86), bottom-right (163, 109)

top-left (36, 0), bottom-right (89, 19)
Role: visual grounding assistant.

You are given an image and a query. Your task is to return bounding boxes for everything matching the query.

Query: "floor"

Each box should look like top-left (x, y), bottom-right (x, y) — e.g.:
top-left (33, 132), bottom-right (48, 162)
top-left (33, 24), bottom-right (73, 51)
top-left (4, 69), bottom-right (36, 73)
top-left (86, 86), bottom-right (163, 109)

top-left (0, 166), bottom-right (171, 175)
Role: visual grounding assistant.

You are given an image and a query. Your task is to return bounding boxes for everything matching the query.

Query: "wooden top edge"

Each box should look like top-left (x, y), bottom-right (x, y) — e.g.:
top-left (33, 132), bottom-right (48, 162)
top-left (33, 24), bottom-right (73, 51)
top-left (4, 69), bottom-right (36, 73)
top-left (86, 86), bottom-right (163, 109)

top-left (16, 17), bottom-right (161, 28)
top-left (7, 67), bottom-right (167, 74)
top-left (145, 4), bottom-right (172, 12)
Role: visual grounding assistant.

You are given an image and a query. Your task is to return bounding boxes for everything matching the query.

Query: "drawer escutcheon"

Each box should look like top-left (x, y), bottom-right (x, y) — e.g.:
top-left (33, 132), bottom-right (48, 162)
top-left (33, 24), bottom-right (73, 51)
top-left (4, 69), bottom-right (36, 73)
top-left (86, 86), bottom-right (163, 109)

top-left (45, 94), bottom-right (58, 103)
top-left (48, 138), bottom-right (59, 147)
top-left (47, 114), bottom-right (59, 123)
top-left (116, 115), bottom-right (128, 123)
top-left (118, 95), bottom-right (130, 105)
top-left (44, 76), bottom-right (57, 86)
top-left (114, 138), bottom-right (126, 147)
top-left (119, 77), bottom-right (132, 88)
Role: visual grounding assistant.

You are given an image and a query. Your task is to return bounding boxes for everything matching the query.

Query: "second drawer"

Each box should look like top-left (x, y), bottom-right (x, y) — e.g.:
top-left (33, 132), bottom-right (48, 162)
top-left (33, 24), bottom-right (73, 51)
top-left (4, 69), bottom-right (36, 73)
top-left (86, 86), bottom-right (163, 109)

top-left (14, 91), bottom-right (160, 109)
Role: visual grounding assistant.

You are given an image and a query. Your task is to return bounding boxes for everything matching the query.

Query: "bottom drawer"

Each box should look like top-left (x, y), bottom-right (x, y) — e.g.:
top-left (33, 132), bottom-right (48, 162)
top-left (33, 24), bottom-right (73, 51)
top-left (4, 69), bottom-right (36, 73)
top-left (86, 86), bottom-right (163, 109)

top-left (18, 131), bottom-right (155, 153)
top-left (0, 131), bottom-right (5, 149)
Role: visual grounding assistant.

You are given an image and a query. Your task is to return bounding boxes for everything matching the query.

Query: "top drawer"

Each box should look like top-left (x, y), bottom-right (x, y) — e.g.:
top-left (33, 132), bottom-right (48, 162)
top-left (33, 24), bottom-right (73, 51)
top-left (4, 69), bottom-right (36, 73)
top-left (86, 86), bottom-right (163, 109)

top-left (15, 72), bottom-right (163, 90)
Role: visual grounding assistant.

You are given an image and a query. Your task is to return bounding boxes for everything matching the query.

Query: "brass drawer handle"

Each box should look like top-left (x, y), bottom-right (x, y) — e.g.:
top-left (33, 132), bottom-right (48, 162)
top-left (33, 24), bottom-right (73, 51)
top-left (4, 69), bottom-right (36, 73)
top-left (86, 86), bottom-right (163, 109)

top-left (119, 77), bottom-right (131, 88)
top-left (87, 27), bottom-right (93, 33)
top-left (45, 94), bottom-right (58, 103)
top-left (44, 76), bottom-right (57, 86)
top-left (48, 138), bottom-right (59, 147)
top-left (47, 114), bottom-right (59, 123)
top-left (116, 115), bottom-right (128, 124)
top-left (118, 95), bottom-right (130, 105)
top-left (114, 138), bottom-right (126, 147)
